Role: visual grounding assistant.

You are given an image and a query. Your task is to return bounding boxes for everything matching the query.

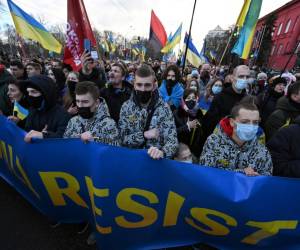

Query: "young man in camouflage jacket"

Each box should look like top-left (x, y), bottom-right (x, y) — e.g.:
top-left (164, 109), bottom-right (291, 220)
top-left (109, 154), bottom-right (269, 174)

top-left (64, 81), bottom-right (119, 146)
top-left (200, 102), bottom-right (272, 176)
top-left (118, 64), bottom-right (178, 159)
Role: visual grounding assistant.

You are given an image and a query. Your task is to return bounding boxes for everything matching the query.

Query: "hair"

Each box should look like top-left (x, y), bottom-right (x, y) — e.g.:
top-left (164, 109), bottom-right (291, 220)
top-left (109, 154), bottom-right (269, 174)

top-left (10, 60), bottom-right (24, 69)
top-left (26, 62), bottom-right (42, 72)
top-left (175, 143), bottom-right (191, 158)
top-left (51, 68), bottom-right (66, 91)
top-left (233, 65), bottom-right (249, 77)
top-left (287, 81), bottom-right (300, 100)
top-left (62, 63), bottom-right (73, 72)
top-left (9, 79), bottom-right (27, 94)
top-left (183, 88), bottom-right (198, 100)
top-left (112, 62), bottom-right (127, 76)
top-left (162, 64), bottom-right (181, 82)
top-left (75, 81), bottom-right (99, 100)
top-left (230, 101), bottom-right (259, 119)
top-left (205, 78), bottom-right (223, 100)
top-left (135, 64), bottom-right (156, 79)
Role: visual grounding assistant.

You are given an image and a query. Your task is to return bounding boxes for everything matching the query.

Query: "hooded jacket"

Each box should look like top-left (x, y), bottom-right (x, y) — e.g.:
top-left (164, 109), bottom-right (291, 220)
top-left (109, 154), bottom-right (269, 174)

top-left (199, 117), bottom-right (272, 176)
top-left (267, 116), bottom-right (300, 178)
top-left (202, 86), bottom-right (246, 138)
top-left (118, 90), bottom-right (178, 159)
top-left (63, 98), bottom-right (119, 145)
top-left (24, 75), bottom-right (70, 138)
top-left (265, 96), bottom-right (300, 141)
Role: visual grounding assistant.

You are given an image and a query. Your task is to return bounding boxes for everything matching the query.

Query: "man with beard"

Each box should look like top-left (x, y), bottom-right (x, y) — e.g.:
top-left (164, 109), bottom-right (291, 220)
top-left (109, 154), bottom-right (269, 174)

top-left (100, 62), bottom-right (132, 123)
top-left (119, 64), bottom-right (178, 159)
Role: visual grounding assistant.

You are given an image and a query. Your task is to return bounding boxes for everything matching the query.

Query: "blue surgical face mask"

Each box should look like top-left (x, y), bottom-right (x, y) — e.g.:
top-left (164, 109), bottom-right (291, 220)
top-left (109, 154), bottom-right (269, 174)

top-left (212, 85), bottom-right (222, 95)
top-left (235, 79), bottom-right (248, 90)
top-left (235, 122), bottom-right (258, 141)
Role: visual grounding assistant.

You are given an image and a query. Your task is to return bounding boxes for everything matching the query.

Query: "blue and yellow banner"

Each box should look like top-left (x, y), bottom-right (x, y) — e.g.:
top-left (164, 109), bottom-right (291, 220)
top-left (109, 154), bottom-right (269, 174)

top-left (7, 0), bottom-right (62, 53)
top-left (1, 115), bottom-right (300, 250)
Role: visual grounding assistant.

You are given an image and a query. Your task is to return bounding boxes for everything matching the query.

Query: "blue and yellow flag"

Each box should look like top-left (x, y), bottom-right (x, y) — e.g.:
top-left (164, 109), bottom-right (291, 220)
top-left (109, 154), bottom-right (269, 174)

top-left (182, 33), bottom-right (203, 67)
top-left (231, 0), bottom-right (263, 59)
top-left (13, 101), bottom-right (29, 120)
top-left (161, 23), bottom-right (182, 54)
top-left (7, 0), bottom-right (62, 53)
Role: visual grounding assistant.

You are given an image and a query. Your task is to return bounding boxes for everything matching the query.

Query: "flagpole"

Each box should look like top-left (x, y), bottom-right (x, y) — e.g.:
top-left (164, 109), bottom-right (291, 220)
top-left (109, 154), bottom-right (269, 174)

top-left (182, 0), bottom-right (197, 72)
top-left (280, 40), bottom-right (300, 76)
top-left (218, 26), bottom-right (236, 67)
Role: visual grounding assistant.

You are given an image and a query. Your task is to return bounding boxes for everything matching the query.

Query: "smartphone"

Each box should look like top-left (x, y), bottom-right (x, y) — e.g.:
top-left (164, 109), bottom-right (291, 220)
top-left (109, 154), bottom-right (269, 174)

top-left (91, 50), bottom-right (98, 60)
top-left (84, 38), bottom-right (91, 52)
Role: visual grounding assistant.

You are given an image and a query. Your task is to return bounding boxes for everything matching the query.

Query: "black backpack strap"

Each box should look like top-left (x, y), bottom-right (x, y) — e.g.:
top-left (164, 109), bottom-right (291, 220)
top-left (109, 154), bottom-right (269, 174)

top-left (141, 107), bottom-right (156, 148)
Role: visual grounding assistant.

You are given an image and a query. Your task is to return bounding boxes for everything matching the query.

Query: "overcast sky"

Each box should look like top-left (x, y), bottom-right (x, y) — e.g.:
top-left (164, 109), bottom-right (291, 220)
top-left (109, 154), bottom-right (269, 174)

top-left (0, 0), bottom-right (292, 48)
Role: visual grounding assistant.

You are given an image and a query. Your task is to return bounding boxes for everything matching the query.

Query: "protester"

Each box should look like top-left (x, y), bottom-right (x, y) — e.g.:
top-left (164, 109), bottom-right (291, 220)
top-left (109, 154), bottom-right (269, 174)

top-left (200, 102), bottom-right (272, 176)
top-left (26, 62), bottom-right (42, 78)
top-left (7, 78), bottom-right (29, 128)
top-left (174, 89), bottom-right (203, 157)
top-left (199, 63), bottom-right (211, 90)
top-left (79, 50), bottom-right (107, 89)
top-left (0, 63), bottom-right (15, 116)
top-left (267, 115), bottom-right (300, 178)
top-left (257, 77), bottom-right (287, 128)
top-left (202, 65), bottom-right (249, 139)
top-left (174, 143), bottom-right (193, 163)
top-left (64, 82), bottom-right (119, 145)
top-left (199, 78), bottom-right (224, 113)
top-left (10, 60), bottom-right (27, 80)
top-left (63, 71), bottom-right (79, 116)
top-left (265, 81), bottom-right (300, 141)
top-left (23, 75), bottom-right (70, 142)
top-left (119, 64), bottom-right (178, 159)
top-left (159, 64), bottom-right (184, 111)
top-left (100, 62), bottom-right (132, 123)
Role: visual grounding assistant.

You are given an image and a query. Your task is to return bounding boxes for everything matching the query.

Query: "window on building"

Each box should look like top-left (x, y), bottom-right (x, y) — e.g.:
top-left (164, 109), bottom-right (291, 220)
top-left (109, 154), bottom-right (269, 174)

top-left (277, 44), bottom-right (283, 55)
top-left (285, 20), bottom-right (292, 33)
top-left (277, 23), bottom-right (283, 35)
top-left (271, 45), bottom-right (276, 55)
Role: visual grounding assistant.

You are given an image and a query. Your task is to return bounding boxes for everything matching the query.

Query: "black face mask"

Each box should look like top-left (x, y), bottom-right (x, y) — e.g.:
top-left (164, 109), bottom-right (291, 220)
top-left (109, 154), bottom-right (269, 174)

top-left (167, 79), bottom-right (177, 87)
top-left (27, 95), bottom-right (44, 109)
top-left (185, 100), bottom-right (196, 110)
top-left (67, 81), bottom-right (77, 93)
top-left (135, 90), bottom-right (152, 104)
top-left (77, 107), bottom-right (94, 119)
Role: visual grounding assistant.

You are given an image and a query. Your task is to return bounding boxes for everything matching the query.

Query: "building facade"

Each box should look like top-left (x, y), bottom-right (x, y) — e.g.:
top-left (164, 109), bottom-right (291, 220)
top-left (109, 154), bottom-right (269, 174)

top-left (253, 0), bottom-right (300, 70)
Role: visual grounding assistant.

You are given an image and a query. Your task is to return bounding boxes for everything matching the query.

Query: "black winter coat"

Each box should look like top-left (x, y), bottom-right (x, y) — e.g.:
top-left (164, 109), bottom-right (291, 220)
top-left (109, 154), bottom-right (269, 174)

top-left (257, 88), bottom-right (284, 129)
top-left (100, 81), bottom-right (132, 123)
top-left (202, 86), bottom-right (245, 138)
top-left (79, 67), bottom-right (107, 89)
top-left (24, 75), bottom-right (70, 138)
top-left (265, 96), bottom-right (300, 141)
top-left (174, 107), bottom-right (204, 157)
top-left (267, 116), bottom-right (300, 178)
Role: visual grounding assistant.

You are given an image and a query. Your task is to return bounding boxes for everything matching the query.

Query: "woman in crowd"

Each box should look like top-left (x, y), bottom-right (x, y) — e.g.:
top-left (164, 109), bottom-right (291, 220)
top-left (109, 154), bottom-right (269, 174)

top-left (174, 89), bottom-right (204, 158)
top-left (62, 71), bottom-right (79, 116)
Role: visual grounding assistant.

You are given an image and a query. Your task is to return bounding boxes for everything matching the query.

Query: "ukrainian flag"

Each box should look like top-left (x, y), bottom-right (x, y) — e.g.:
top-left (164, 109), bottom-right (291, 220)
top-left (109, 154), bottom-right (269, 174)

top-left (7, 0), bottom-right (62, 53)
top-left (231, 0), bottom-right (263, 59)
top-left (161, 23), bottom-right (182, 54)
top-left (13, 101), bottom-right (29, 120)
top-left (182, 33), bottom-right (202, 67)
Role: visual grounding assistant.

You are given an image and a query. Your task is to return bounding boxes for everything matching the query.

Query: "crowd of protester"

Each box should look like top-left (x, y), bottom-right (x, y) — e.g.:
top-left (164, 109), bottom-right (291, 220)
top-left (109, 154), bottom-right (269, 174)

top-left (1, 52), bottom-right (300, 247)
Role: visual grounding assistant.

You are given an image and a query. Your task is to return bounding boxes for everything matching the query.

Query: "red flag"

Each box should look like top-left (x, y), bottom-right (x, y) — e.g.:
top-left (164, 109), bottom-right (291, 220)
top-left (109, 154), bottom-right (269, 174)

top-left (64, 0), bottom-right (96, 71)
top-left (149, 10), bottom-right (167, 55)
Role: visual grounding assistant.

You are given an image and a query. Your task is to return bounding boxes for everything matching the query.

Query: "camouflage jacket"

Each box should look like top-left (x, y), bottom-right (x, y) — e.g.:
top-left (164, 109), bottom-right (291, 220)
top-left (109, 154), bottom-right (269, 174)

top-left (118, 93), bottom-right (178, 158)
top-left (63, 98), bottom-right (119, 146)
top-left (199, 126), bottom-right (273, 175)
